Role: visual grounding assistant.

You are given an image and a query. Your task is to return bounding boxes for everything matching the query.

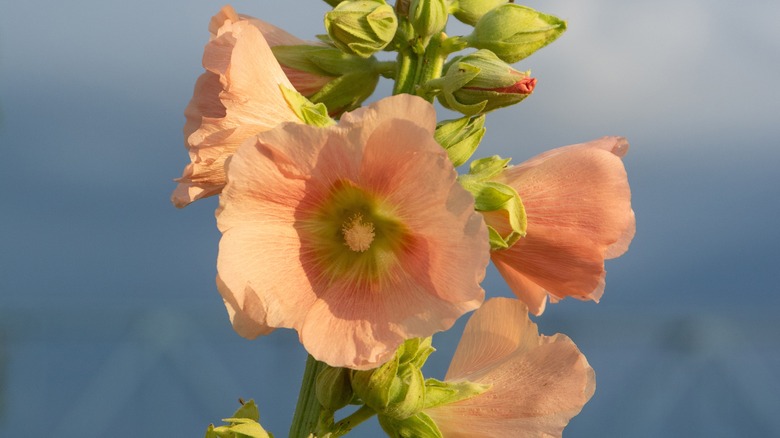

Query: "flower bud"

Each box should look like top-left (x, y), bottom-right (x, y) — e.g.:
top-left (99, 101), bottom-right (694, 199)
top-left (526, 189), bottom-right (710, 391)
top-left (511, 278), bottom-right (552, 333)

top-left (449, 0), bottom-right (509, 26)
top-left (434, 115), bottom-right (486, 167)
top-left (351, 340), bottom-right (428, 420)
top-left (325, 0), bottom-right (398, 58)
top-left (438, 50), bottom-right (537, 116)
top-left (408, 0), bottom-right (448, 46)
top-left (316, 365), bottom-right (354, 411)
top-left (467, 4), bottom-right (566, 63)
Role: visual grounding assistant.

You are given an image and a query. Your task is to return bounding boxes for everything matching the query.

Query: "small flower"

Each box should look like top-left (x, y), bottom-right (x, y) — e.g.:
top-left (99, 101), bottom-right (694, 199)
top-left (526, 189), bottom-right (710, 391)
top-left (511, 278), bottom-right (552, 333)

top-left (171, 7), bottom-right (299, 207)
top-left (485, 136), bottom-right (636, 315)
top-left (426, 297), bottom-right (595, 437)
top-left (215, 94), bottom-right (489, 369)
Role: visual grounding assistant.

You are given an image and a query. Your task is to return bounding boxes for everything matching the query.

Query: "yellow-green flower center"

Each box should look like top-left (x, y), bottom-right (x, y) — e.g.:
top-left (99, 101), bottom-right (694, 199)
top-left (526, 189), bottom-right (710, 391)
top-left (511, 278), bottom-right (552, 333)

top-left (303, 179), bottom-right (409, 286)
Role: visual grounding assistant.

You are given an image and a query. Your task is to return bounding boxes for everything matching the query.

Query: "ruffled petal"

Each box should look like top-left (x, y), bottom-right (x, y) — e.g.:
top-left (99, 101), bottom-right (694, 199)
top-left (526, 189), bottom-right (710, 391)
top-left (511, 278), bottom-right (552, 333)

top-left (427, 298), bottom-right (595, 437)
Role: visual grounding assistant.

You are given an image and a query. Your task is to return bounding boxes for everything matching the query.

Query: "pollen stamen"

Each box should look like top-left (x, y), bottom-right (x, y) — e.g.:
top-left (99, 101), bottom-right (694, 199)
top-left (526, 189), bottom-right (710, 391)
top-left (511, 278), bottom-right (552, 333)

top-left (342, 213), bottom-right (375, 252)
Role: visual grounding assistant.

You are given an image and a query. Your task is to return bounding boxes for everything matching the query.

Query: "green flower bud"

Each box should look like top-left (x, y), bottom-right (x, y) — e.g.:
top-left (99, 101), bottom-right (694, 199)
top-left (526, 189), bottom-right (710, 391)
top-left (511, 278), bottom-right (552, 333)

top-left (378, 412), bottom-right (443, 438)
top-left (325, 0), bottom-right (399, 58)
top-left (434, 115), bottom-right (486, 167)
top-left (316, 365), bottom-right (354, 411)
top-left (351, 340), bottom-right (428, 420)
top-left (467, 4), bottom-right (566, 63)
top-left (408, 0), bottom-right (448, 45)
top-left (437, 50), bottom-right (536, 116)
top-left (449, 0), bottom-right (509, 26)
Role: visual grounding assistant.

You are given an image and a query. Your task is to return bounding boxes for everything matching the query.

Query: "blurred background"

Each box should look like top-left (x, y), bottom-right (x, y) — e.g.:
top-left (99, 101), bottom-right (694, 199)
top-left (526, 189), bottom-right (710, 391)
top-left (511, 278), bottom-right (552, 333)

top-left (1, 0), bottom-right (779, 436)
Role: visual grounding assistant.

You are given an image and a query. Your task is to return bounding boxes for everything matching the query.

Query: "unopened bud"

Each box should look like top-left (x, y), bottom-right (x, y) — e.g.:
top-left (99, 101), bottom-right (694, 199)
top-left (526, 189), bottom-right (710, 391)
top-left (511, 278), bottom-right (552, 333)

top-left (408, 0), bottom-right (448, 46)
top-left (450, 0), bottom-right (509, 26)
top-left (467, 4), bottom-right (566, 63)
top-left (438, 49), bottom-right (536, 116)
top-left (325, 0), bottom-right (398, 58)
top-left (316, 365), bottom-right (354, 411)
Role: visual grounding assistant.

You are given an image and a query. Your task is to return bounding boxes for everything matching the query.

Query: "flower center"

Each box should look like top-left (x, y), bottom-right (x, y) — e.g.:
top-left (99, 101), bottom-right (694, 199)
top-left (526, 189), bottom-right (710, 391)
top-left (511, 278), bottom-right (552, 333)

top-left (342, 213), bottom-right (375, 252)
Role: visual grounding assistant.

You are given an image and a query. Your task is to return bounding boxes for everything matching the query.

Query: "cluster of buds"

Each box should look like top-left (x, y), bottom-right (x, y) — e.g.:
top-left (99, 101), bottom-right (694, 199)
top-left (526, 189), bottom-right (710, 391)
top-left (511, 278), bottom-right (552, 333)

top-left (264, 0), bottom-right (566, 117)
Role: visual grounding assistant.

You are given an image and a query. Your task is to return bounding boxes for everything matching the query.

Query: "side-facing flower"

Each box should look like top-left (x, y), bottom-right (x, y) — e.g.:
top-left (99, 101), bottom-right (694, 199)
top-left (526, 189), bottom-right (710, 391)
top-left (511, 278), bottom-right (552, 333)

top-left (172, 8), bottom-right (300, 207)
top-left (426, 297), bottom-right (595, 437)
top-left (215, 94), bottom-right (489, 370)
top-left (485, 136), bottom-right (636, 315)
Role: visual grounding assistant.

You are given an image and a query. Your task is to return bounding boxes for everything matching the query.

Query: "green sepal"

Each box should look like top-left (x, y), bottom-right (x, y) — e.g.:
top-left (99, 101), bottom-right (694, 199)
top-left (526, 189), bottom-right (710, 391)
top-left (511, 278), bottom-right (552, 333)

top-left (434, 115), bottom-right (486, 167)
top-left (205, 401), bottom-right (273, 438)
top-left (397, 337), bottom-right (435, 369)
top-left (280, 85), bottom-right (336, 127)
top-left (459, 156), bottom-right (527, 250)
top-left (384, 363), bottom-right (426, 419)
top-left (422, 378), bottom-right (492, 409)
top-left (378, 412), bottom-right (443, 438)
top-left (272, 45), bottom-right (377, 77)
top-left (436, 61), bottom-right (486, 116)
top-left (468, 155), bottom-right (511, 179)
top-left (450, 0), bottom-right (510, 26)
top-left (310, 71), bottom-right (380, 115)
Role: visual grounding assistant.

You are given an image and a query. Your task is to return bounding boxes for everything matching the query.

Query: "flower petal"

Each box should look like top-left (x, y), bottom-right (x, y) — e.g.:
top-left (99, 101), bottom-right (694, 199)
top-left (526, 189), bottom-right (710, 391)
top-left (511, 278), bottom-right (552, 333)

top-left (428, 298), bottom-right (595, 437)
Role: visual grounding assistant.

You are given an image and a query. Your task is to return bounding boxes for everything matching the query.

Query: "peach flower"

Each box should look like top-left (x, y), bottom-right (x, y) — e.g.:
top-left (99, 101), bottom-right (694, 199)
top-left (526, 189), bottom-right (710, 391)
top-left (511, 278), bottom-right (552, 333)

top-left (211, 5), bottom-right (335, 96)
top-left (215, 94), bottom-right (489, 369)
top-left (426, 297), bottom-right (595, 437)
top-left (171, 8), bottom-right (300, 208)
top-left (485, 136), bottom-right (636, 315)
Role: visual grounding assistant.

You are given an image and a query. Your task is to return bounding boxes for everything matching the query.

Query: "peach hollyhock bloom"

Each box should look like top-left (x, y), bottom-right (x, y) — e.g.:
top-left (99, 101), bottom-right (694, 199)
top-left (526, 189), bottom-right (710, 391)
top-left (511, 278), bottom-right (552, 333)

top-left (171, 8), bottom-right (300, 208)
top-left (486, 136), bottom-right (636, 315)
top-left (215, 94), bottom-right (489, 370)
top-left (426, 297), bottom-right (595, 437)
top-left (212, 5), bottom-right (335, 96)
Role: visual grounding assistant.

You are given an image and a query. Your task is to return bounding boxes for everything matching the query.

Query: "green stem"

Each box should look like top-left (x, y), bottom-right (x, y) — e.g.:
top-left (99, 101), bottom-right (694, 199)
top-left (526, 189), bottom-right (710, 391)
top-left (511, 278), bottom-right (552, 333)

top-left (393, 48), bottom-right (419, 95)
top-left (330, 405), bottom-right (377, 437)
top-left (290, 355), bottom-right (326, 438)
top-left (415, 33), bottom-right (447, 102)
top-left (373, 60), bottom-right (398, 80)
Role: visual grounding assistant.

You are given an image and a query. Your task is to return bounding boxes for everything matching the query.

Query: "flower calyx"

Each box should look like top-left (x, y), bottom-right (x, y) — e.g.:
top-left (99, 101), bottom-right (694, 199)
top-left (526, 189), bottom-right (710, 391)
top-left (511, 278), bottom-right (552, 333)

top-left (458, 155), bottom-right (527, 250)
top-left (449, 0), bottom-right (510, 26)
top-left (280, 85), bottom-right (336, 127)
top-left (272, 45), bottom-right (384, 116)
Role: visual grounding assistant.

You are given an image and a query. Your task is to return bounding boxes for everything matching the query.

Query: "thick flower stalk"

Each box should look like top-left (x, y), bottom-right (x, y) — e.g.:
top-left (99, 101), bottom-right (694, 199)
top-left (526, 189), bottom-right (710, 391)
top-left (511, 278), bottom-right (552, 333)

top-left (172, 9), bottom-right (299, 207)
top-left (485, 137), bottom-right (636, 314)
top-left (215, 94), bottom-right (489, 370)
top-left (425, 297), bottom-right (595, 437)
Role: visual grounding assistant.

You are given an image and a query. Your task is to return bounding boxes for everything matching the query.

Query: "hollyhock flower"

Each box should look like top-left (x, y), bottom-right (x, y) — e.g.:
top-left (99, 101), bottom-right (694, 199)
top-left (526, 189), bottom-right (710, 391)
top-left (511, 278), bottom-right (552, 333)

top-left (171, 7), bottom-right (300, 207)
top-left (215, 94), bottom-right (489, 370)
top-left (485, 136), bottom-right (636, 315)
top-left (426, 297), bottom-right (595, 437)
top-left (211, 5), bottom-right (335, 96)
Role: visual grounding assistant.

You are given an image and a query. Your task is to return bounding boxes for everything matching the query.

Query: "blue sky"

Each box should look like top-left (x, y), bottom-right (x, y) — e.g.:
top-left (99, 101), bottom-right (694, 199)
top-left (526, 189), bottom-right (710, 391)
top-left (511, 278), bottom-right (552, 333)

top-left (1, 1), bottom-right (779, 436)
